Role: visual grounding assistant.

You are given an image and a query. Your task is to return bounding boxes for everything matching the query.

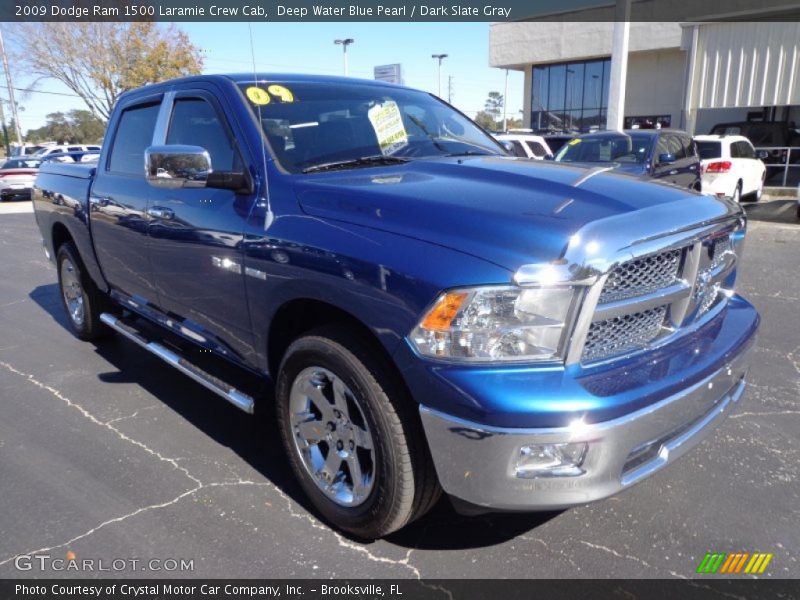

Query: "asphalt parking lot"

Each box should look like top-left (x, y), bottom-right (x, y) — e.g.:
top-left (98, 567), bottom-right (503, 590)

top-left (0, 200), bottom-right (797, 579)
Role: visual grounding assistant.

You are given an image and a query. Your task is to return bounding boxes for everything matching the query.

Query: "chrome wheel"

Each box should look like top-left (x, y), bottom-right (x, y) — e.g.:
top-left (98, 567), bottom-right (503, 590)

top-left (60, 257), bottom-right (85, 328)
top-left (288, 366), bottom-right (375, 507)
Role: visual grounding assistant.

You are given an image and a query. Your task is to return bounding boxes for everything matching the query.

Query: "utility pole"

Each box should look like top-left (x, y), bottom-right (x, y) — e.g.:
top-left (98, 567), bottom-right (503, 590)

top-left (0, 95), bottom-right (9, 156)
top-left (447, 76), bottom-right (454, 103)
top-left (0, 27), bottom-right (23, 147)
top-left (334, 38), bottom-right (354, 76)
top-left (606, 0), bottom-right (631, 131)
top-left (431, 53), bottom-right (448, 98)
top-left (502, 68), bottom-right (509, 131)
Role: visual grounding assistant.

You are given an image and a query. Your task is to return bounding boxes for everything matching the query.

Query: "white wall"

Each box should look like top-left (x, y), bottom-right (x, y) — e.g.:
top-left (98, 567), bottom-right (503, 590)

top-left (685, 22), bottom-right (800, 109)
top-left (489, 22), bottom-right (682, 69)
top-left (624, 49), bottom-right (686, 127)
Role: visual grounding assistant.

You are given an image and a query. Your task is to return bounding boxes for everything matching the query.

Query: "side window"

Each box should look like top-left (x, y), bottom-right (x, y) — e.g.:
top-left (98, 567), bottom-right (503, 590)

top-left (108, 103), bottom-right (160, 175)
top-left (682, 137), bottom-right (696, 158)
top-left (166, 98), bottom-right (236, 171)
top-left (740, 141), bottom-right (755, 159)
top-left (509, 141), bottom-right (528, 157)
top-left (655, 136), bottom-right (671, 161)
top-left (528, 141), bottom-right (547, 158)
top-left (667, 135), bottom-right (686, 159)
top-left (730, 142), bottom-right (740, 158)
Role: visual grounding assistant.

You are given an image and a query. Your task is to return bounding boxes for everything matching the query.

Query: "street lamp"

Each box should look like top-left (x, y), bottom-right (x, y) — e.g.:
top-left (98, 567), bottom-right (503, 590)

top-left (431, 53), bottom-right (448, 97)
top-left (334, 38), bottom-right (354, 76)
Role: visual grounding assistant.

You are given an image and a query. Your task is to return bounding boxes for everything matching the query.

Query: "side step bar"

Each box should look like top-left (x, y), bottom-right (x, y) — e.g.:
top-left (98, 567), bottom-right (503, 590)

top-left (100, 313), bottom-right (255, 414)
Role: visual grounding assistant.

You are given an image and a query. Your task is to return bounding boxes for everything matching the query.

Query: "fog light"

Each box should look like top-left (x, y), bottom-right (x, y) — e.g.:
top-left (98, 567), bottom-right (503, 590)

top-left (515, 442), bottom-right (588, 478)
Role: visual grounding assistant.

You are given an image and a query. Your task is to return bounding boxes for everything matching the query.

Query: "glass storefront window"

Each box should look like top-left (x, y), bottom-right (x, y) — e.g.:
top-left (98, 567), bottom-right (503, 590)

top-left (530, 58), bottom-right (610, 133)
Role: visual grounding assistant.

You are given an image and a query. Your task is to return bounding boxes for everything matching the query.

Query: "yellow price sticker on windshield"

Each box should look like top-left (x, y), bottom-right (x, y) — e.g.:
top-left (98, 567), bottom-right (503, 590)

top-left (267, 85), bottom-right (294, 102)
top-left (246, 86), bottom-right (271, 105)
top-left (568, 138), bottom-right (581, 145)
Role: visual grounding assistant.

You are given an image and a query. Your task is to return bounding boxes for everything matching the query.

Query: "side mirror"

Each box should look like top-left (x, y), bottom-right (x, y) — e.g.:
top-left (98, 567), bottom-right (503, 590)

top-left (544, 154), bottom-right (554, 161)
top-left (146, 145), bottom-right (210, 189)
top-left (755, 150), bottom-right (769, 160)
top-left (658, 152), bottom-right (676, 165)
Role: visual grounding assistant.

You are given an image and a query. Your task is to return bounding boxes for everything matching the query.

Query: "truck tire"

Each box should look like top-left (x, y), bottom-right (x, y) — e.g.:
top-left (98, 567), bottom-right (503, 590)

top-left (275, 324), bottom-right (440, 538)
top-left (56, 242), bottom-right (110, 341)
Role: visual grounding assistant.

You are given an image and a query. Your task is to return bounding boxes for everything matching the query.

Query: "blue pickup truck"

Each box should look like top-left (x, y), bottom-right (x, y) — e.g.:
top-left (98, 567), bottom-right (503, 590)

top-left (33, 74), bottom-right (759, 538)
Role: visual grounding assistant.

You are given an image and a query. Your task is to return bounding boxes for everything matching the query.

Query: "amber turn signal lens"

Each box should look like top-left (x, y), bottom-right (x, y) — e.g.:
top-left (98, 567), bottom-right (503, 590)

top-left (420, 292), bottom-right (469, 331)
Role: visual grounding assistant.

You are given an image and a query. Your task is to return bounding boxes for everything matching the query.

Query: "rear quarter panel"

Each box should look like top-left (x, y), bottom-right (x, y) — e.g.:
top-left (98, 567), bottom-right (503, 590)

top-left (33, 164), bottom-right (107, 291)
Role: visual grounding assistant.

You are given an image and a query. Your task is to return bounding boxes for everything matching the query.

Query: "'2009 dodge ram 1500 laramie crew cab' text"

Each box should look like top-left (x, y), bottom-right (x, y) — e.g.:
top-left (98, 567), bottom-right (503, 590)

top-left (33, 74), bottom-right (759, 538)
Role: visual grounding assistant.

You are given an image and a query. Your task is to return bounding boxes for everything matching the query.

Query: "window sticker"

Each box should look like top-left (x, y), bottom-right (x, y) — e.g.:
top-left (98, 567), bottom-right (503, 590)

top-left (246, 86), bottom-right (271, 105)
top-left (267, 85), bottom-right (294, 102)
top-left (367, 100), bottom-right (408, 155)
top-left (568, 138), bottom-right (581, 146)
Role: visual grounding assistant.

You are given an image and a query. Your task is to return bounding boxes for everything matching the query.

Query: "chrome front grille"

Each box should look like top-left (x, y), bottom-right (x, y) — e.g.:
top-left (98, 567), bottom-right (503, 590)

top-left (582, 305), bottom-right (668, 363)
top-left (578, 227), bottom-right (739, 364)
top-left (598, 249), bottom-right (682, 304)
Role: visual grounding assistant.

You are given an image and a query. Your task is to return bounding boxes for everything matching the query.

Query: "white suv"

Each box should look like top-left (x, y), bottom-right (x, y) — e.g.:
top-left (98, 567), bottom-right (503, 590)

top-left (694, 134), bottom-right (766, 202)
top-left (494, 133), bottom-right (553, 160)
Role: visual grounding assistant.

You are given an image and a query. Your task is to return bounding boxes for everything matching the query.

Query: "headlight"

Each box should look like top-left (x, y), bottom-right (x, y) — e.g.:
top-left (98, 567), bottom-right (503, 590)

top-left (410, 285), bottom-right (578, 362)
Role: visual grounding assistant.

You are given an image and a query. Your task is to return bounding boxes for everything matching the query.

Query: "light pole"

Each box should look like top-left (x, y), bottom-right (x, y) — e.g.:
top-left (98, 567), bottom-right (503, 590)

top-left (334, 38), bottom-right (354, 76)
top-left (431, 53), bottom-right (448, 98)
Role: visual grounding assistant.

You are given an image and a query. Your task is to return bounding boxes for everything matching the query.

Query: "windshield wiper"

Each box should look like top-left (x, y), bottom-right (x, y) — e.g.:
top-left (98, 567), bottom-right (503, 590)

top-left (302, 155), bottom-right (410, 174)
top-left (445, 150), bottom-right (493, 157)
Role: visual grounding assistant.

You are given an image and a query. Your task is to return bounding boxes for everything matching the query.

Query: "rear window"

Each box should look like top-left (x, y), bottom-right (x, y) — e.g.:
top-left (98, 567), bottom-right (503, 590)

top-left (696, 141), bottom-right (722, 159)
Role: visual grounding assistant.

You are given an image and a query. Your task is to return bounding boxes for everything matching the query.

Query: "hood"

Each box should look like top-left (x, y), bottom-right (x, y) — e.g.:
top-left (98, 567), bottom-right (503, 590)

top-left (294, 156), bottom-right (719, 271)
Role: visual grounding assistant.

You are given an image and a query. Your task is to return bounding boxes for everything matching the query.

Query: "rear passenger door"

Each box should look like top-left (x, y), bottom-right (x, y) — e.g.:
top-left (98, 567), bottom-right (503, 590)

top-left (90, 97), bottom-right (160, 302)
top-left (146, 89), bottom-right (258, 363)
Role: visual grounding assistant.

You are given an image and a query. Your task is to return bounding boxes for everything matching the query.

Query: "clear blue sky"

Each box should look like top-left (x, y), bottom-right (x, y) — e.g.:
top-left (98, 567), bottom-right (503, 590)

top-left (3, 22), bottom-right (524, 135)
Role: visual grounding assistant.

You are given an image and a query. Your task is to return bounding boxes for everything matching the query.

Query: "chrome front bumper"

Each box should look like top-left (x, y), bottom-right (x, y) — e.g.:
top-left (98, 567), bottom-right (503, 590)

top-left (419, 339), bottom-right (753, 511)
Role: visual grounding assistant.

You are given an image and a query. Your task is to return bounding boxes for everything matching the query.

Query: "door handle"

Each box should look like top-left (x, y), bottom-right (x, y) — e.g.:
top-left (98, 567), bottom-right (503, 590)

top-left (669, 170), bottom-right (678, 175)
top-left (147, 206), bottom-right (174, 220)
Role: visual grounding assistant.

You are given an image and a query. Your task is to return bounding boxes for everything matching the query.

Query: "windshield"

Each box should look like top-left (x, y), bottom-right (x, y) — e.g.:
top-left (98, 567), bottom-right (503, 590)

top-left (238, 81), bottom-right (505, 173)
top-left (555, 133), bottom-right (652, 164)
top-left (696, 141), bottom-right (722, 159)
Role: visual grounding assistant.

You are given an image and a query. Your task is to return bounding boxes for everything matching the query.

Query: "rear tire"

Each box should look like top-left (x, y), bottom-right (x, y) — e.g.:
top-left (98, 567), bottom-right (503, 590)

top-left (56, 242), bottom-right (110, 341)
top-left (275, 324), bottom-right (440, 538)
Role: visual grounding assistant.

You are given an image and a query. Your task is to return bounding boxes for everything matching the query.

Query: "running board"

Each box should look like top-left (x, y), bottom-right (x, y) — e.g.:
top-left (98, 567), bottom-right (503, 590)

top-left (100, 313), bottom-right (255, 414)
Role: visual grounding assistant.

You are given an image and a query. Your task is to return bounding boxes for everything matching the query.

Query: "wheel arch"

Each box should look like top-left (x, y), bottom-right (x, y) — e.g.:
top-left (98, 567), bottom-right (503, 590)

top-left (267, 298), bottom-right (405, 388)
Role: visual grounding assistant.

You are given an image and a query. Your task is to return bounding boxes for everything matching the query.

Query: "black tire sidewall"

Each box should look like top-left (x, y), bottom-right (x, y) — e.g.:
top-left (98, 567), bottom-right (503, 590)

top-left (275, 333), bottom-right (410, 538)
top-left (56, 243), bottom-right (98, 340)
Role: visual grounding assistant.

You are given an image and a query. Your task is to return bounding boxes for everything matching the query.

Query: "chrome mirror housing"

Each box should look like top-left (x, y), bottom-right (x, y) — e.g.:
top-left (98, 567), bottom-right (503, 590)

top-left (145, 145), bottom-right (211, 189)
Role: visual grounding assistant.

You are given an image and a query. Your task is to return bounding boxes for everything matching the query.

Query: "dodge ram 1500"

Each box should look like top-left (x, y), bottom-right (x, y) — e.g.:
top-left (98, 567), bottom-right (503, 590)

top-left (33, 74), bottom-right (759, 538)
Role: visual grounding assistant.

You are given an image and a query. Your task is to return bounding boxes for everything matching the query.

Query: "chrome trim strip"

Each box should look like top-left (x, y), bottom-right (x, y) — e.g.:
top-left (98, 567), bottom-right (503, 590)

top-left (100, 313), bottom-right (255, 414)
top-left (593, 282), bottom-right (691, 322)
top-left (620, 375), bottom-right (746, 486)
top-left (151, 91), bottom-right (176, 146)
top-left (565, 274), bottom-right (608, 364)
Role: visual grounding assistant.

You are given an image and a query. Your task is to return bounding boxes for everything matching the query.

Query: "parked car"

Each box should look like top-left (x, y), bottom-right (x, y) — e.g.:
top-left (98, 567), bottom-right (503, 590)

top-left (41, 150), bottom-right (101, 164)
top-left (10, 143), bottom-right (52, 157)
top-left (709, 121), bottom-right (799, 177)
top-left (33, 144), bottom-right (101, 161)
top-left (0, 156), bottom-right (43, 201)
top-left (33, 74), bottom-right (757, 538)
top-left (554, 129), bottom-right (702, 191)
top-left (542, 134), bottom-right (575, 155)
top-left (695, 135), bottom-right (767, 202)
top-left (494, 133), bottom-right (552, 159)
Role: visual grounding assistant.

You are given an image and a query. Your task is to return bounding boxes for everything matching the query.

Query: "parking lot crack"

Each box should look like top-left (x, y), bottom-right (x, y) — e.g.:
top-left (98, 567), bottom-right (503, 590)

top-left (0, 361), bottom-right (201, 487)
top-left (267, 484), bottom-right (433, 581)
top-left (578, 540), bottom-right (655, 570)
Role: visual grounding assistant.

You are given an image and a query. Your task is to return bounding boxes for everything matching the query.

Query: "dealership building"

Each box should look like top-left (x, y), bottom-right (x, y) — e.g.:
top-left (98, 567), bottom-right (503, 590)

top-left (489, 20), bottom-right (800, 136)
